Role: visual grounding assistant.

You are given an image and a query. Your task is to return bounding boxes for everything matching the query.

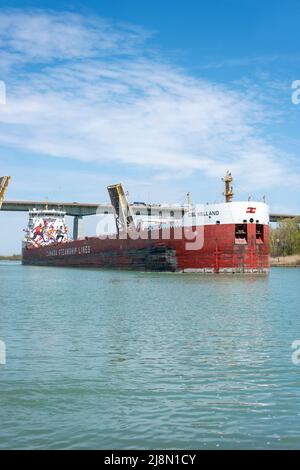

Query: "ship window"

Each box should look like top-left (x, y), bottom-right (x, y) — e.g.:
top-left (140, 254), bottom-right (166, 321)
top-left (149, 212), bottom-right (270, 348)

top-left (136, 211), bottom-right (141, 215)
top-left (243, 219), bottom-right (247, 223)
top-left (170, 211), bottom-right (174, 217)
top-left (235, 224), bottom-right (247, 243)
top-left (250, 218), bottom-right (254, 223)
top-left (216, 220), bottom-right (220, 224)
top-left (256, 224), bottom-right (264, 243)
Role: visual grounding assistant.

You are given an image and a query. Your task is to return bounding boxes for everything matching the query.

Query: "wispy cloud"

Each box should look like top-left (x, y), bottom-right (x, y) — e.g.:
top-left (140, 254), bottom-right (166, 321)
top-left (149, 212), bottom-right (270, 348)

top-left (0, 10), bottom-right (149, 61)
top-left (0, 9), bottom-right (297, 190)
top-left (199, 54), bottom-right (300, 70)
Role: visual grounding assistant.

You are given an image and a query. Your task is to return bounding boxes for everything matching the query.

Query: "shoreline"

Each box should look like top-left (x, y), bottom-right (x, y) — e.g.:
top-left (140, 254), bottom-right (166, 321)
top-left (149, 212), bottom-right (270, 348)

top-left (271, 264), bottom-right (300, 267)
top-left (270, 255), bottom-right (300, 267)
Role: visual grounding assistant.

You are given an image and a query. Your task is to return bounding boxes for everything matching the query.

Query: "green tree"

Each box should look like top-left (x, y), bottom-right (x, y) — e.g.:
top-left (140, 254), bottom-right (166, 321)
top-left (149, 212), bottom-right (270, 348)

top-left (270, 218), bottom-right (300, 257)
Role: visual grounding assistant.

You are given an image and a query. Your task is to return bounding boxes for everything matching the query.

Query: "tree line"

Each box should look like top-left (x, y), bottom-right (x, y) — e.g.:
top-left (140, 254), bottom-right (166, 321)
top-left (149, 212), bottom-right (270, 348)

top-left (270, 218), bottom-right (300, 257)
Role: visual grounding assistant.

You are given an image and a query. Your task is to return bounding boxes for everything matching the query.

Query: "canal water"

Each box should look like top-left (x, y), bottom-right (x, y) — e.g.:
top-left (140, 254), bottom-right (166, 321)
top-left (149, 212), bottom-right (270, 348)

top-left (1, 261), bottom-right (300, 449)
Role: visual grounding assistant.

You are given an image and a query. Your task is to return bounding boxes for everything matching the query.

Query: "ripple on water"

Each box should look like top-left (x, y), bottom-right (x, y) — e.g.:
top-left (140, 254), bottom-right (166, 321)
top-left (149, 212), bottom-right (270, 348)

top-left (1, 265), bottom-right (300, 448)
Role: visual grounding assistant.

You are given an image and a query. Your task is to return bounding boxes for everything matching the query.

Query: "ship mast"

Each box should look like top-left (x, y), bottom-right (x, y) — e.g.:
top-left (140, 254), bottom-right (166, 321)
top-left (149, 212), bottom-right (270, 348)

top-left (187, 191), bottom-right (191, 213)
top-left (222, 171), bottom-right (233, 203)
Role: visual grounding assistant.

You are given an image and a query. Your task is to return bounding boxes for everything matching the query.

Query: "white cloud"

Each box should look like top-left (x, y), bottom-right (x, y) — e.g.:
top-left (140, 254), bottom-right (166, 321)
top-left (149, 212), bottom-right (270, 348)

top-left (0, 9), bottom-right (297, 190)
top-left (0, 10), bottom-right (148, 61)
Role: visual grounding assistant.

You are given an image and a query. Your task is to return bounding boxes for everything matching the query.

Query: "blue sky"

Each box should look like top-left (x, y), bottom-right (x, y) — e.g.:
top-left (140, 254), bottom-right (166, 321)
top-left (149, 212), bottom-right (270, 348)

top-left (1, 0), bottom-right (300, 253)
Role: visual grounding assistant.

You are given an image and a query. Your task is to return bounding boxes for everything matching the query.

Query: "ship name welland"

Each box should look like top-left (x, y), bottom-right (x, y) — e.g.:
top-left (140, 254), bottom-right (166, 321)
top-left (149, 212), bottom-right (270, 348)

top-left (198, 210), bottom-right (220, 217)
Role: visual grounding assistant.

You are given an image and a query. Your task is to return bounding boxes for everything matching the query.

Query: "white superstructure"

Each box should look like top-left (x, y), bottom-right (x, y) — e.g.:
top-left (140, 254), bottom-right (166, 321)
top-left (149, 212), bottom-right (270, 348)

top-left (23, 208), bottom-right (71, 248)
top-left (133, 201), bottom-right (269, 230)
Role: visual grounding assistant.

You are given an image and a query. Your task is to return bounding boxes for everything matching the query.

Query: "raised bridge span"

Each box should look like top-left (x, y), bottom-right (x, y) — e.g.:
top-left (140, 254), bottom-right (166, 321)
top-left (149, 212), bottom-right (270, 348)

top-left (0, 200), bottom-right (298, 240)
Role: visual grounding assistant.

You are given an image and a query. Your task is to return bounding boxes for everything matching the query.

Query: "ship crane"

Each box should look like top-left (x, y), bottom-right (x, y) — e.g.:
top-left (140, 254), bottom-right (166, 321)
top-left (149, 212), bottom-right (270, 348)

top-left (107, 183), bottom-right (136, 234)
top-left (0, 176), bottom-right (11, 210)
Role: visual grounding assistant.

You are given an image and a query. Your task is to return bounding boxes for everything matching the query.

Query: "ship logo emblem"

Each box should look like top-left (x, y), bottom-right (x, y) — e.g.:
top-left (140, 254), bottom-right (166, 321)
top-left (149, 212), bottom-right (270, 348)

top-left (246, 207), bottom-right (256, 214)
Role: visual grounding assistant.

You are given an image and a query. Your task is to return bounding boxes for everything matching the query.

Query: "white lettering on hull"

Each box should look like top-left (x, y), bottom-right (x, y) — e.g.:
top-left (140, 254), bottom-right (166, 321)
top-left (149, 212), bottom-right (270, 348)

top-left (46, 245), bottom-right (91, 257)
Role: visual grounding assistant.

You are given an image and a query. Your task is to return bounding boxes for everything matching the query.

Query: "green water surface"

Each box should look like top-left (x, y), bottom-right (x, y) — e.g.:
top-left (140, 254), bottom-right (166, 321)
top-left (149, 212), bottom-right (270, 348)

top-left (0, 262), bottom-right (300, 449)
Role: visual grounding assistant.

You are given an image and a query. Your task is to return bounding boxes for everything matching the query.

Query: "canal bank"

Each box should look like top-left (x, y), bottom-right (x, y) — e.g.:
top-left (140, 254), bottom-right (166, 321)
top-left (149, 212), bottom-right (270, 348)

top-left (271, 255), bottom-right (300, 267)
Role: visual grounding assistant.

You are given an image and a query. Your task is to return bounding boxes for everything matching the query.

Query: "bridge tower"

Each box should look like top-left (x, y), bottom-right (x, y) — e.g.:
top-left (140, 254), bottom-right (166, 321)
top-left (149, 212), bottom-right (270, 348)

top-left (0, 176), bottom-right (11, 209)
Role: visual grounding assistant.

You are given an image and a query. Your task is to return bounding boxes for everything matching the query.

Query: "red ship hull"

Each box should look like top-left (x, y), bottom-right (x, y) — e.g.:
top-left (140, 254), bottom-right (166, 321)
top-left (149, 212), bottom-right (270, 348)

top-left (22, 223), bottom-right (270, 273)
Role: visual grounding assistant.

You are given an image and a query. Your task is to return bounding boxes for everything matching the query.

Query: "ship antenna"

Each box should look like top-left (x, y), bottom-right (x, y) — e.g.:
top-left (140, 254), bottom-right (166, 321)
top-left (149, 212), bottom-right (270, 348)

top-left (187, 191), bottom-right (191, 212)
top-left (222, 171), bottom-right (234, 203)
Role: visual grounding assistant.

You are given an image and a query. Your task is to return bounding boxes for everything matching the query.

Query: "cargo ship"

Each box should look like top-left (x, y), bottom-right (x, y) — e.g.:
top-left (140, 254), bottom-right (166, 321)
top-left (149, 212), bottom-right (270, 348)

top-left (19, 173), bottom-right (270, 273)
